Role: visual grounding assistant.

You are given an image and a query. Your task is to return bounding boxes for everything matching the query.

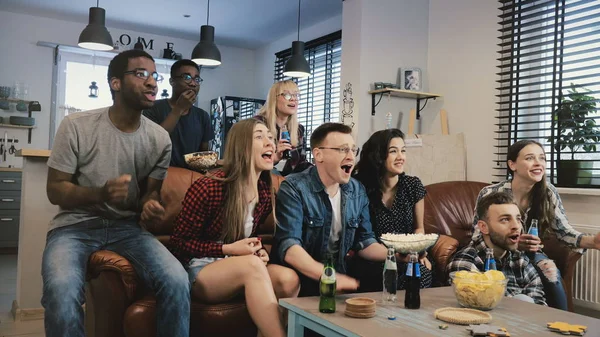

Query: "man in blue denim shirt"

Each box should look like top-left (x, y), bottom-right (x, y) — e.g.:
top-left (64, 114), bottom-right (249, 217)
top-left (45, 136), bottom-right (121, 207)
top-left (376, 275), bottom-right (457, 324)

top-left (273, 123), bottom-right (389, 295)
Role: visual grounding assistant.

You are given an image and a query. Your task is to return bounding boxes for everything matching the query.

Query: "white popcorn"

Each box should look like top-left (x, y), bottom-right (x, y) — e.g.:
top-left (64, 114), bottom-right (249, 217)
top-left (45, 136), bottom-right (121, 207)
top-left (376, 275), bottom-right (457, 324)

top-left (380, 233), bottom-right (439, 253)
top-left (185, 151), bottom-right (218, 170)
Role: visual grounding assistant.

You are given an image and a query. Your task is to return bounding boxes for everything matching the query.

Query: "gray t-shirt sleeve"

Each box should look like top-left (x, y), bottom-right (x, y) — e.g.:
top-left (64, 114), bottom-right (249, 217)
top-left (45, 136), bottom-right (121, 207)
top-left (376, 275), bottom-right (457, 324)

top-left (48, 117), bottom-right (78, 174)
top-left (149, 135), bottom-right (172, 180)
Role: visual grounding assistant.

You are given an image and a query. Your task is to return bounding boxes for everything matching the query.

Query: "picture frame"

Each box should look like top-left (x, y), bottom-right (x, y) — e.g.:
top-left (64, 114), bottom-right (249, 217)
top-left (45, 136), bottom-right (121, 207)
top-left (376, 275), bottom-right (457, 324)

top-left (402, 67), bottom-right (422, 91)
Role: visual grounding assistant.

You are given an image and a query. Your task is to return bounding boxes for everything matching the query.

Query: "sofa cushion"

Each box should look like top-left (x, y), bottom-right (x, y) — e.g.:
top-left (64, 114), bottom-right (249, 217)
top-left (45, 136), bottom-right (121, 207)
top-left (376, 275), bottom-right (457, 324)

top-left (123, 295), bottom-right (257, 337)
top-left (423, 181), bottom-right (489, 248)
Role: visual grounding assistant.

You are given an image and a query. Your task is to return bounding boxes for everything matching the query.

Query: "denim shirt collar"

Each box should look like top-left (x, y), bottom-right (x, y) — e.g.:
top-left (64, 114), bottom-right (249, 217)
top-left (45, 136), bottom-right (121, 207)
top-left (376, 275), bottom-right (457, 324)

top-left (308, 166), bottom-right (354, 195)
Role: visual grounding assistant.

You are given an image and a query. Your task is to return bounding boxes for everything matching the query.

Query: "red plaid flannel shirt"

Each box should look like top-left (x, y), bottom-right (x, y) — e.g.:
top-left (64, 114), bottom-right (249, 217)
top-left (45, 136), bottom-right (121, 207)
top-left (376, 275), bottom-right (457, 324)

top-left (170, 170), bottom-right (273, 263)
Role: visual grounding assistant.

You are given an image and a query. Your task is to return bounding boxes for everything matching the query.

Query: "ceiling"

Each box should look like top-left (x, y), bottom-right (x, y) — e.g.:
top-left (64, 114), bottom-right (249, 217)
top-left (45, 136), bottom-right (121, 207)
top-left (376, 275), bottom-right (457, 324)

top-left (0, 0), bottom-right (343, 49)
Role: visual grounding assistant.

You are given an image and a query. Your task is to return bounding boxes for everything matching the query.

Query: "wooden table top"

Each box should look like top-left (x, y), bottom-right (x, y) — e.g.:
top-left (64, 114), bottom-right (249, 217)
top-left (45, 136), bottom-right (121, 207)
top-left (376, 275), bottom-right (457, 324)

top-left (280, 286), bottom-right (600, 337)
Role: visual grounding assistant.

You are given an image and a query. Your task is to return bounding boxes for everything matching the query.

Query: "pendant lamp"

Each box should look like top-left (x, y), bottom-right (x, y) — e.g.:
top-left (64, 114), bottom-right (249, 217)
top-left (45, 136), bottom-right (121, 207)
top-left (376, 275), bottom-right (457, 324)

top-left (192, 0), bottom-right (222, 66)
top-left (78, 0), bottom-right (113, 51)
top-left (283, 0), bottom-right (310, 78)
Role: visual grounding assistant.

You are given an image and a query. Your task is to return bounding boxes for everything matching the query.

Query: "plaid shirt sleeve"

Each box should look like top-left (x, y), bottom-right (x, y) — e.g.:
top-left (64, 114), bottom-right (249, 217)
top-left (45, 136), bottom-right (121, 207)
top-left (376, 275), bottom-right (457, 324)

top-left (446, 245), bottom-right (484, 281)
top-left (170, 177), bottom-right (225, 261)
top-left (547, 184), bottom-right (584, 250)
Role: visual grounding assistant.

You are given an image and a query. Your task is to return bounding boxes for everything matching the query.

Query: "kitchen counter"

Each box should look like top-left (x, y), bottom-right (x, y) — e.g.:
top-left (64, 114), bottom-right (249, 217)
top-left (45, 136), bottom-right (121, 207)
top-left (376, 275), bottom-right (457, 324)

top-left (16, 149), bottom-right (51, 158)
top-left (12, 150), bottom-right (57, 320)
top-left (0, 167), bottom-right (22, 172)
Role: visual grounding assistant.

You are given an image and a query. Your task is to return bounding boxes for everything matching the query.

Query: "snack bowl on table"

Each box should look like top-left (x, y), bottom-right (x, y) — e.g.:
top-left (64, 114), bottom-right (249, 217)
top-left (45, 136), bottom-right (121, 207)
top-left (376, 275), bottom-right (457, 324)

top-left (449, 270), bottom-right (508, 311)
top-left (184, 151), bottom-right (219, 170)
top-left (379, 233), bottom-right (439, 254)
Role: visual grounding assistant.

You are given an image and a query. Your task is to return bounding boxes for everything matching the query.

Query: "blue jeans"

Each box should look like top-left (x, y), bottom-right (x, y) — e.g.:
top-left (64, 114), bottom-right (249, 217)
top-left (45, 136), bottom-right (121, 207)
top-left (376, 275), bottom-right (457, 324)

top-left (41, 218), bottom-right (190, 337)
top-left (530, 251), bottom-right (568, 310)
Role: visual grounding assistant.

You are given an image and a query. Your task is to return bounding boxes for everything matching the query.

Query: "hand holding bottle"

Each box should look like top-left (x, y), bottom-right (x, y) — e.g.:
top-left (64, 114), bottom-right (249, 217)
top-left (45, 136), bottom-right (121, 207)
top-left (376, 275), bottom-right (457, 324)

top-left (518, 234), bottom-right (542, 252)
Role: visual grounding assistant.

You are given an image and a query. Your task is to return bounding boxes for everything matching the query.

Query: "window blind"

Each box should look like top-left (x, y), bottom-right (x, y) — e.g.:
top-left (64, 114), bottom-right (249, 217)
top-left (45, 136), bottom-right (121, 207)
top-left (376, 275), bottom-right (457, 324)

top-left (275, 30), bottom-right (342, 160)
top-left (496, 0), bottom-right (600, 187)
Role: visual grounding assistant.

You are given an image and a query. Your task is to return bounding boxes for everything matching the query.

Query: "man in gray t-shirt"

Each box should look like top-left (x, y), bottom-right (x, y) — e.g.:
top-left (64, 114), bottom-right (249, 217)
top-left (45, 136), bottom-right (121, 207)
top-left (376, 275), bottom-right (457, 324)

top-left (42, 50), bottom-right (190, 337)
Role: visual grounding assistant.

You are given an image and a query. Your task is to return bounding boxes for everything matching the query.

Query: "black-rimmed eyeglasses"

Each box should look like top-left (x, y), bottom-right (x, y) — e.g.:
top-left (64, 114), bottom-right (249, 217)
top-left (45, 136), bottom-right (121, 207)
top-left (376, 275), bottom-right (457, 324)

top-left (123, 69), bottom-right (164, 83)
top-left (318, 146), bottom-right (360, 156)
top-left (173, 73), bottom-right (203, 84)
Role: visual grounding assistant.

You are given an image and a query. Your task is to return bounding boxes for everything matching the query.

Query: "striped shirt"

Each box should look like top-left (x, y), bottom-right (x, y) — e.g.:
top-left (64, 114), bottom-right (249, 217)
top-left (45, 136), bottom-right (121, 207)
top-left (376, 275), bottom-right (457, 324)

top-left (447, 234), bottom-right (547, 305)
top-left (471, 180), bottom-right (584, 253)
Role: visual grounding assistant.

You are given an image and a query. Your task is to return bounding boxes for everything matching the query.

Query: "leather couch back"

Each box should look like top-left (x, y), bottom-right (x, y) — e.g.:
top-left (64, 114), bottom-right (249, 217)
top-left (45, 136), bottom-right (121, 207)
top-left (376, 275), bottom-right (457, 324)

top-left (423, 181), bottom-right (489, 248)
top-left (145, 167), bottom-right (284, 244)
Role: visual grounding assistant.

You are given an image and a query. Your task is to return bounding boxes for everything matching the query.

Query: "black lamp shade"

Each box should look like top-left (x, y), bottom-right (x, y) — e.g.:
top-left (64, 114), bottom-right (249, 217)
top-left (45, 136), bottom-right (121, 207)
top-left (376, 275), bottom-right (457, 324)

top-left (192, 25), bottom-right (222, 66)
top-left (78, 7), bottom-right (113, 51)
top-left (283, 41), bottom-right (310, 78)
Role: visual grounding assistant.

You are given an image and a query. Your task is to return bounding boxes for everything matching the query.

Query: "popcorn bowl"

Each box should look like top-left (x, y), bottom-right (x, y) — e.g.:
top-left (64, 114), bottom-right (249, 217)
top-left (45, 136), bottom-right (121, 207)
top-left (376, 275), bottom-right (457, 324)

top-left (380, 233), bottom-right (439, 254)
top-left (449, 271), bottom-right (508, 311)
top-left (184, 151), bottom-right (218, 170)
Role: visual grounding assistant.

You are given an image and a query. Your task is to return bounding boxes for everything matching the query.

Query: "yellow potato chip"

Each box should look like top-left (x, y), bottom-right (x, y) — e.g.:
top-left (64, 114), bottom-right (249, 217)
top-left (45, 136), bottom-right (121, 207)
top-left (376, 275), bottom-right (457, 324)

top-left (485, 270), bottom-right (506, 281)
top-left (452, 270), bottom-right (506, 310)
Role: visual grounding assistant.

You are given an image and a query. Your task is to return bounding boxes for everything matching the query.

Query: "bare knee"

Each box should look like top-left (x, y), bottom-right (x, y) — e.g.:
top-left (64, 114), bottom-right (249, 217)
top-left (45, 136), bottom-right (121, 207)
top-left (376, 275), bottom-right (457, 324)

top-left (272, 267), bottom-right (300, 299)
top-left (537, 259), bottom-right (559, 283)
top-left (241, 255), bottom-right (269, 280)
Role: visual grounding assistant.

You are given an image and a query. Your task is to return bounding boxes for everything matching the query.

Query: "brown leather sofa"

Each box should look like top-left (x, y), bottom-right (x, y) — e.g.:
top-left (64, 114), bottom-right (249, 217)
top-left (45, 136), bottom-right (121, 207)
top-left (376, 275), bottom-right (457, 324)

top-left (84, 167), bottom-right (285, 337)
top-left (422, 180), bottom-right (583, 311)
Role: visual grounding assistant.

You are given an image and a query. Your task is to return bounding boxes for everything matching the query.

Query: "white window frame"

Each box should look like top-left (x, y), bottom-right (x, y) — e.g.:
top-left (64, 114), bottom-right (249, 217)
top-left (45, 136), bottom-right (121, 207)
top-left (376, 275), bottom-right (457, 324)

top-left (45, 43), bottom-right (175, 147)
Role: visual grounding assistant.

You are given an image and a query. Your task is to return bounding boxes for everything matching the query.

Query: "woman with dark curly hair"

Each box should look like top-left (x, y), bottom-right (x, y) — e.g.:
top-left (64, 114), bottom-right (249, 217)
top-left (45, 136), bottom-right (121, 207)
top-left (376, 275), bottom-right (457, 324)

top-left (352, 128), bottom-right (433, 291)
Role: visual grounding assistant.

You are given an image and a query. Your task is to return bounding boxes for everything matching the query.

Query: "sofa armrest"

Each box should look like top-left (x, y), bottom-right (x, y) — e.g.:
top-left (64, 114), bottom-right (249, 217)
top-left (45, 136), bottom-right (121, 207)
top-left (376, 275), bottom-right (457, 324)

top-left (85, 250), bottom-right (141, 337)
top-left (87, 250), bottom-right (139, 301)
top-left (430, 234), bottom-right (460, 286)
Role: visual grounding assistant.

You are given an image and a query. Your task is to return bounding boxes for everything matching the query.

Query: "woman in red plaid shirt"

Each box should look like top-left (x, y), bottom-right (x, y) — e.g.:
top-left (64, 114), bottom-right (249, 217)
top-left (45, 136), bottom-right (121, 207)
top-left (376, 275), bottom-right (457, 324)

top-left (170, 119), bottom-right (299, 337)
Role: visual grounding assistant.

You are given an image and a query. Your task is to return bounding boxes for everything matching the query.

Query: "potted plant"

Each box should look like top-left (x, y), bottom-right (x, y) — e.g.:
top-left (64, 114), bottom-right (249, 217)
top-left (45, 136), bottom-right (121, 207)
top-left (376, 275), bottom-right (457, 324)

top-left (549, 84), bottom-right (600, 186)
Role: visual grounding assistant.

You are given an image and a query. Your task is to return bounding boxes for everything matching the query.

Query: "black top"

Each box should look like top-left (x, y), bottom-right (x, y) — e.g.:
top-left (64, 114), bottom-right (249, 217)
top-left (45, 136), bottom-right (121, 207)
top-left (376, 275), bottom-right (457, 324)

top-left (144, 99), bottom-right (214, 168)
top-left (370, 174), bottom-right (427, 239)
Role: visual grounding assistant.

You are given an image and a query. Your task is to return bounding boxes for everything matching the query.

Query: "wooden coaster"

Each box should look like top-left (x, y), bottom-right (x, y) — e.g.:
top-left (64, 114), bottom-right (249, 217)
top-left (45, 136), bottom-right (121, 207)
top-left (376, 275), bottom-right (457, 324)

top-left (344, 309), bottom-right (376, 318)
top-left (345, 298), bottom-right (376, 311)
top-left (434, 307), bottom-right (492, 325)
top-left (345, 297), bottom-right (376, 307)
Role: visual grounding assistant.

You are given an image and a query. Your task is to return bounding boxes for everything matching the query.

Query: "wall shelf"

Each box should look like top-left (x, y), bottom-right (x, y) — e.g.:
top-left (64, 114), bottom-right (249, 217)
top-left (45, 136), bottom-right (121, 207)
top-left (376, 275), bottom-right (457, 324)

top-left (0, 124), bottom-right (35, 129)
top-left (2, 98), bottom-right (36, 104)
top-left (0, 100), bottom-right (40, 143)
top-left (368, 88), bottom-right (442, 119)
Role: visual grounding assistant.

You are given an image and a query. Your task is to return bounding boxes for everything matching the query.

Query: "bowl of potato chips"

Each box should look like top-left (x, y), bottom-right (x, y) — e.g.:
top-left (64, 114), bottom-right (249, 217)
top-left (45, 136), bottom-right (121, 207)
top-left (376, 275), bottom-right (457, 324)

top-left (449, 270), bottom-right (507, 311)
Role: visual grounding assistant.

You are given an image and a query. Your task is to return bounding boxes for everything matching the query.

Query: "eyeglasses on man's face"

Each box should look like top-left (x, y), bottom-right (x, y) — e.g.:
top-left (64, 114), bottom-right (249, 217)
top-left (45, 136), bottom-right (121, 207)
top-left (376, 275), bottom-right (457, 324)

top-left (123, 68), bottom-right (164, 83)
top-left (174, 73), bottom-right (203, 84)
top-left (278, 92), bottom-right (301, 101)
top-left (318, 146), bottom-right (360, 156)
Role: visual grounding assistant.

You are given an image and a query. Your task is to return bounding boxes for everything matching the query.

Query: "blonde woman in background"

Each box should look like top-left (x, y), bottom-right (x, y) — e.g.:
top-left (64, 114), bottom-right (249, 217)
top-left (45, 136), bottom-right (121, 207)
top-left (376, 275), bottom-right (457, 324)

top-left (255, 80), bottom-right (311, 176)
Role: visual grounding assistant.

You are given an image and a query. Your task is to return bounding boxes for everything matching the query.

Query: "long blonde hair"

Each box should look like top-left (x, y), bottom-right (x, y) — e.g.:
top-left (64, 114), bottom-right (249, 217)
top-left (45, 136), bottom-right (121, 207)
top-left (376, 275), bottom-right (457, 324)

top-left (258, 80), bottom-right (299, 147)
top-left (215, 119), bottom-right (274, 243)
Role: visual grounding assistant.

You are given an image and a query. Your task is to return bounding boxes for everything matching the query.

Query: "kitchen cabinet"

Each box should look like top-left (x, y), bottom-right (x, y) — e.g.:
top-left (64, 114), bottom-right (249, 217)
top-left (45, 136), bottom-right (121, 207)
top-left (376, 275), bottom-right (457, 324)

top-left (0, 169), bottom-right (22, 247)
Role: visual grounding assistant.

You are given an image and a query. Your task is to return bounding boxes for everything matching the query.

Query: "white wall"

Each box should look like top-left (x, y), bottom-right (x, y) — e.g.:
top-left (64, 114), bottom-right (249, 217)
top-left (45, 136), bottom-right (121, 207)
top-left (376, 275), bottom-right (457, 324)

top-left (0, 10), bottom-right (256, 167)
top-left (426, 0), bottom-right (498, 183)
top-left (253, 14), bottom-right (342, 99)
top-left (426, 0), bottom-right (600, 225)
top-left (340, 0), bottom-right (431, 147)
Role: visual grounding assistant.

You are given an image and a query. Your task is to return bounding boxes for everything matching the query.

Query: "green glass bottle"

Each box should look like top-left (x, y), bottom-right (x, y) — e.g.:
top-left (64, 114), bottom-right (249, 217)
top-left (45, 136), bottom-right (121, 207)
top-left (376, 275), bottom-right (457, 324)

top-left (319, 255), bottom-right (336, 313)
